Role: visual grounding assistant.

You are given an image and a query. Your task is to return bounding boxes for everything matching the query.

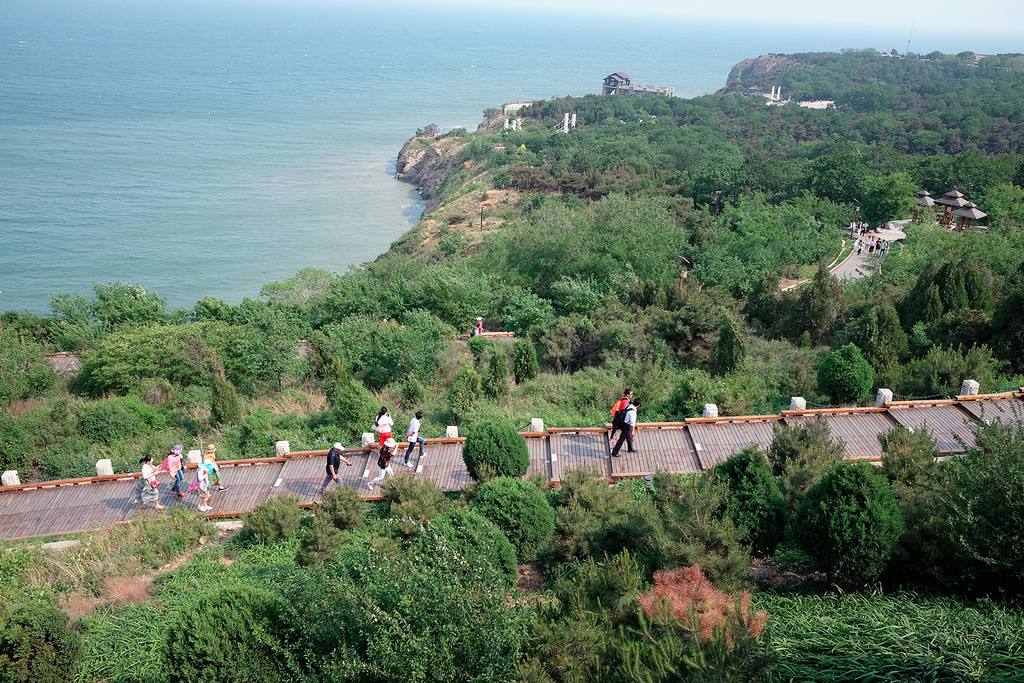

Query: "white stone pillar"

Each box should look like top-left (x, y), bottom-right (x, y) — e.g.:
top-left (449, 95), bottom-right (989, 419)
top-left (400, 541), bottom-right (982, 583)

top-left (445, 425), bottom-right (459, 438)
top-left (702, 404), bottom-right (719, 419)
top-left (95, 459), bottom-right (114, 476)
top-left (875, 388), bottom-right (893, 407)
top-left (187, 450), bottom-right (202, 465)
top-left (360, 432), bottom-right (376, 448)
top-left (530, 418), bottom-right (545, 433)
top-left (789, 397), bottom-right (807, 411)
top-left (1, 470), bottom-right (20, 487)
top-left (960, 379), bottom-right (980, 396)
top-left (275, 441), bottom-right (290, 456)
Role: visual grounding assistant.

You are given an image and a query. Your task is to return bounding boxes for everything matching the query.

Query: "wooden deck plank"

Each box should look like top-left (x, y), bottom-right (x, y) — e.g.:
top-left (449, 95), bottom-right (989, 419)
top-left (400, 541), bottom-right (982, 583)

top-left (611, 426), bottom-right (700, 476)
top-left (549, 431), bottom-right (610, 483)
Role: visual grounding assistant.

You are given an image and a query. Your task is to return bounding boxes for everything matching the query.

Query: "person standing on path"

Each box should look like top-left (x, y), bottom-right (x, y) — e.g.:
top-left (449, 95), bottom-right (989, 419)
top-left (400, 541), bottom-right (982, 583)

top-left (137, 454), bottom-right (164, 510)
top-left (609, 388), bottom-right (633, 443)
top-left (403, 411), bottom-right (425, 468)
top-left (166, 444), bottom-right (185, 499)
top-left (204, 444), bottom-right (227, 492)
top-left (319, 442), bottom-right (352, 499)
top-left (611, 398), bottom-right (640, 457)
top-left (193, 462), bottom-right (213, 512)
top-left (374, 407), bottom-right (394, 447)
top-left (368, 438), bottom-right (397, 490)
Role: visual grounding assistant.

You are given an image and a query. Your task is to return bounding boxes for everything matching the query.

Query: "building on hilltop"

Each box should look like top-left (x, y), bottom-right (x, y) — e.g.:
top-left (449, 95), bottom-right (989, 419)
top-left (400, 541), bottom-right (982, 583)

top-left (602, 72), bottom-right (675, 97)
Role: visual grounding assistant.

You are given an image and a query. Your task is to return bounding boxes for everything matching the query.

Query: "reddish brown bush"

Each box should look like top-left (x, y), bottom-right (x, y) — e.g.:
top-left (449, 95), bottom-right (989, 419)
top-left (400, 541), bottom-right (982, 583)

top-left (637, 566), bottom-right (767, 646)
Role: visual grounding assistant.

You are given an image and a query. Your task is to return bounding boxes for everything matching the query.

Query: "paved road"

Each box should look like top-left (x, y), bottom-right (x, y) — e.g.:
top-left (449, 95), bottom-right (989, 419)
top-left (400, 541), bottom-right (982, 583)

top-left (832, 221), bottom-right (908, 282)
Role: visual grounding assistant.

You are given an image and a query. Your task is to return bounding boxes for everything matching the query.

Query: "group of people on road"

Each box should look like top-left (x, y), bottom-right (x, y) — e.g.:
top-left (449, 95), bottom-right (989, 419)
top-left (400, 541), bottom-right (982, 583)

top-left (855, 233), bottom-right (891, 257)
top-left (319, 406), bottom-right (428, 497)
top-left (136, 443), bottom-right (226, 513)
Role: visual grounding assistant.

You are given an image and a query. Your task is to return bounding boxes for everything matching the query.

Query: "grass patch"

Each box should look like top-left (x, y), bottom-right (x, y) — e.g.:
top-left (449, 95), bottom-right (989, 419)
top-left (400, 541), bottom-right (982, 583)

top-left (755, 591), bottom-right (1024, 682)
top-left (21, 508), bottom-right (214, 595)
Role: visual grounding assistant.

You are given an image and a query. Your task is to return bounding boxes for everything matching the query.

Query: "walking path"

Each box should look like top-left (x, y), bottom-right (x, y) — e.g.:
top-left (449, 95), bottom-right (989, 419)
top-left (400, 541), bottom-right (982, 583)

top-left (832, 221), bottom-right (908, 281)
top-left (2, 391), bottom-right (1020, 541)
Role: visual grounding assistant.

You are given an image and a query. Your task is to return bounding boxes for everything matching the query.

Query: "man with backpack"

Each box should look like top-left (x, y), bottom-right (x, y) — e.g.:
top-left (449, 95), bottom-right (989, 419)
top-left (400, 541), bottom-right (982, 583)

top-left (609, 388), bottom-right (634, 442)
top-left (611, 398), bottom-right (640, 457)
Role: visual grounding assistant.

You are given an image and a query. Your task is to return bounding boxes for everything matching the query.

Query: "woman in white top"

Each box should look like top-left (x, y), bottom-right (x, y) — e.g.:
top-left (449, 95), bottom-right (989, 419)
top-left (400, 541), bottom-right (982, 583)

top-left (137, 454), bottom-right (164, 510)
top-left (374, 406), bottom-right (394, 447)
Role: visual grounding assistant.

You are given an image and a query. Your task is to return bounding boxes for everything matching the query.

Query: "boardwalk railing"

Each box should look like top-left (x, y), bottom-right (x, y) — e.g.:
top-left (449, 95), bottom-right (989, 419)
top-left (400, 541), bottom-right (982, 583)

top-left (1, 391), bottom-right (1021, 541)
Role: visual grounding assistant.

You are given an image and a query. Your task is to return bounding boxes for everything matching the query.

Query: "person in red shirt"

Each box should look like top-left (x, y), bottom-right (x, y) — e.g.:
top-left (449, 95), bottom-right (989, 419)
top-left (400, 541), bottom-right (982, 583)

top-left (608, 387), bottom-right (633, 442)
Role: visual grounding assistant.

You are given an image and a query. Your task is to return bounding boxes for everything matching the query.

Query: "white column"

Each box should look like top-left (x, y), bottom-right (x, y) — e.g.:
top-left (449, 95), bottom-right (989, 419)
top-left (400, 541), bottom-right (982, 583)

top-left (360, 432), bottom-right (376, 448)
top-left (1, 470), bottom-right (21, 487)
top-left (95, 459), bottom-right (114, 476)
top-left (530, 418), bottom-right (545, 433)
top-left (702, 404), bottom-right (719, 419)
top-left (875, 388), bottom-right (893, 407)
top-left (445, 426), bottom-right (460, 438)
top-left (275, 441), bottom-right (290, 456)
top-left (960, 379), bottom-right (980, 396)
top-left (789, 397), bottom-right (807, 411)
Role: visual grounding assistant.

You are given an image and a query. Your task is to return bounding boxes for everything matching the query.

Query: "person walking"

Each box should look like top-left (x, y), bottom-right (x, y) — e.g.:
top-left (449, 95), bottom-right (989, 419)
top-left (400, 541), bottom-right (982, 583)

top-left (319, 442), bottom-right (352, 499)
top-left (203, 444), bottom-right (227, 491)
top-left (608, 388), bottom-right (633, 442)
top-left (474, 317), bottom-right (485, 336)
top-left (368, 437), bottom-right (397, 491)
top-left (192, 461), bottom-right (213, 512)
top-left (166, 444), bottom-right (185, 499)
top-left (373, 407), bottom-right (394, 447)
top-left (610, 398), bottom-right (640, 457)
top-left (137, 454), bottom-right (164, 510)
top-left (403, 411), bottom-right (425, 468)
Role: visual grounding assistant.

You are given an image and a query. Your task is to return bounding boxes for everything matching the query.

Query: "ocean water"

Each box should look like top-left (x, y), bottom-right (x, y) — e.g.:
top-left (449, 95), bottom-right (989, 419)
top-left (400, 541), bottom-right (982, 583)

top-left (1, 1), bottom-right (1020, 312)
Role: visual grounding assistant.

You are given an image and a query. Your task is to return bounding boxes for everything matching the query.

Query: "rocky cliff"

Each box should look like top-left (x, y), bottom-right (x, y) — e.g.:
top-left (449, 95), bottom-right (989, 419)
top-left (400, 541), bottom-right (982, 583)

top-left (395, 128), bottom-right (465, 214)
top-left (720, 53), bottom-right (806, 92)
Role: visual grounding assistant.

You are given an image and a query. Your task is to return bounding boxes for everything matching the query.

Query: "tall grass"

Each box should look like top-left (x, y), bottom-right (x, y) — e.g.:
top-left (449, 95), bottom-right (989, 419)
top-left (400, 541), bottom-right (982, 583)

top-left (755, 591), bottom-right (1024, 682)
top-left (24, 508), bottom-right (214, 595)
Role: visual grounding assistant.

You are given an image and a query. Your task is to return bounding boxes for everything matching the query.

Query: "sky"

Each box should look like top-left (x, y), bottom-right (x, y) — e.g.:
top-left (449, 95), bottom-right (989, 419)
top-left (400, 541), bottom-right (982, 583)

top-left (378, 0), bottom-right (1024, 36)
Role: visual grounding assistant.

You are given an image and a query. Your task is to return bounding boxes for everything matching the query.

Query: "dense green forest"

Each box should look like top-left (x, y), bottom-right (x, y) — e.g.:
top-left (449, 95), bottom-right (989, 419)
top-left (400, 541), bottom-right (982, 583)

top-left (3, 49), bottom-right (1024, 682)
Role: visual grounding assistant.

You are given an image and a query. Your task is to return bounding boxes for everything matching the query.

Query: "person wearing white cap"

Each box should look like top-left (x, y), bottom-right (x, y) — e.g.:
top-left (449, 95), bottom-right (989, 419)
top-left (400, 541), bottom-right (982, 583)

top-left (319, 442), bottom-right (352, 499)
top-left (368, 437), bottom-right (397, 490)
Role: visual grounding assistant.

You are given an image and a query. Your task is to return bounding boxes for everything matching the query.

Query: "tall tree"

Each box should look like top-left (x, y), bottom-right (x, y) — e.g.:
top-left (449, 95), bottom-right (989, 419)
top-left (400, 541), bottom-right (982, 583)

top-left (799, 263), bottom-right (843, 343)
top-left (711, 314), bottom-right (747, 374)
top-left (861, 171), bottom-right (916, 225)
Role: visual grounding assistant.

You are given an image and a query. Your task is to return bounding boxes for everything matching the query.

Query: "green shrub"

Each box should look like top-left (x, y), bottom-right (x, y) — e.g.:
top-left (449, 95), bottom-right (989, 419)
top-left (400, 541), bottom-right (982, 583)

top-left (317, 486), bottom-right (365, 531)
top-left (945, 424), bottom-right (1024, 593)
top-left (817, 343), bottom-right (873, 404)
top-left (880, 426), bottom-right (938, 486)
top-left (0, 596), bottom-right (81, 683)
top-left (483, 348), bottom-right (509, 399)
top-left (427, 507), bottom-right (517, 586)
top-left (794, 462), bottom-right (904, 585)
top-left (767, 419), bottom-right (843, 510)
top-left (296, 515), bottom-right (346, 567)
top-left (210, 371), bottom-right (243, 426)
top-left (243, 495), bottom-right (304, 545)
top-left (40, 437), bottom-right (94, 479)
top-left (0, 328), bottom-right (54, 406)
top-left (512, 340), bottom-right (539, 384)
top-left (381, 475), bottom-right (448, 535)
top-left (713, 446), bottom-right (786, 554)
top-left (711, 315), bottom-right (747, 374)
top-left (446, 363), bottom-right (481, 424)
top-left (462, 419), bottom-right (529, 482)
top-left (77, 396), bottom-right (166, 446)
top-left (467, 335), bottom-right (492, 360)
top-left (471, 477), bottom-right (555, 560)
top-left (771, 542), bottom-right (816, 574)
top-left (169, 585), bottom-right (297, 683)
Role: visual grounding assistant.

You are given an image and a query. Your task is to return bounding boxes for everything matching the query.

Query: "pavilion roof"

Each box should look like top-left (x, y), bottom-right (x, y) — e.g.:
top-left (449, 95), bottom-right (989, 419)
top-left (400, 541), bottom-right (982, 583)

top-left (943, 190), bottom-right (966, 198)
top-left (935, 196), bottom-right (969, 208)
top-left (916, 195), bottom-right (935, 207)
top-left (916, 190), bottom-right (932, 197)
top-left (954, 207), bottom-right (987, 220)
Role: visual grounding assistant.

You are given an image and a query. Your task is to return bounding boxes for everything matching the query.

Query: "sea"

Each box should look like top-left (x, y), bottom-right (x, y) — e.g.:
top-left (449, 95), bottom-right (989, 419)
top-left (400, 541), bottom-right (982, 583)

top-left (1, 0), bottom-right (1020, 312)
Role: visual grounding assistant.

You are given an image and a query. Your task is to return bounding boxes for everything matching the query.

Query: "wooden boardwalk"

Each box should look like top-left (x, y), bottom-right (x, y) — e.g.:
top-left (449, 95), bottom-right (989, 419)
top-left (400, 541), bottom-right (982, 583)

top-left (1, 392), bottom-right (1021, 541)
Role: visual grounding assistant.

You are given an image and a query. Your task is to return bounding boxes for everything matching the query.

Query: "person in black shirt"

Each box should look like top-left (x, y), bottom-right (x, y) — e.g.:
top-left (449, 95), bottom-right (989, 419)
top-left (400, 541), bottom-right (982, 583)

top-left (319, 442), bottom-right (352, 500)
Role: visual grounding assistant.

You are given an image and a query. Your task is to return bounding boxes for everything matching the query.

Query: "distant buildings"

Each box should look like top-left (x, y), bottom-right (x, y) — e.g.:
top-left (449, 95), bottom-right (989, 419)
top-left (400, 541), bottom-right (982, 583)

top-left (602, 72), bottom-right (675, 97)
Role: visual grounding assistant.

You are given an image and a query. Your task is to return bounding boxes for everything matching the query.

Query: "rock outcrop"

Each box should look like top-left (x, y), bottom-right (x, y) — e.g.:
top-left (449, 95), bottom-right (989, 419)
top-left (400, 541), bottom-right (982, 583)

top-left (720, 54), bottom-right (805, 92)
top-left (395, 130), bottom-right (465, 214)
